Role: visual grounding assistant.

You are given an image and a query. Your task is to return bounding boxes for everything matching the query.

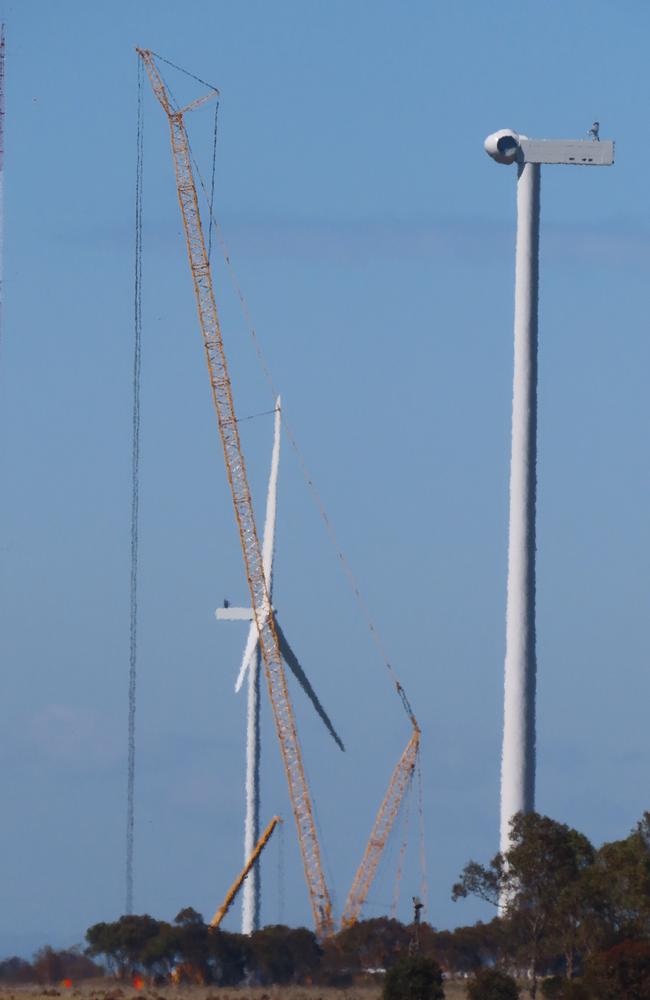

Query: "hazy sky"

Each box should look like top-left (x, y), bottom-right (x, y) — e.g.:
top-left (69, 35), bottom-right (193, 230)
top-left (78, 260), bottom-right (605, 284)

top-left (0, 0), bottom-right (648, 956)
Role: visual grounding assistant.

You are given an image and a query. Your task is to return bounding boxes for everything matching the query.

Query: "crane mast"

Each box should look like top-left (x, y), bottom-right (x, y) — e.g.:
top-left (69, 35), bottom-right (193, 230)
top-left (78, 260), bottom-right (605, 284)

top-left (340, 722), bottom-right (420, 929)
top-left (137, 48), bottom-right (334, 937)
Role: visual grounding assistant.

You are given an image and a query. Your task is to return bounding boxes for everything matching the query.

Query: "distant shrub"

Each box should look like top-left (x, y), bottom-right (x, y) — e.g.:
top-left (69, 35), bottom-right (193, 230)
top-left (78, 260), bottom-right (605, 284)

top-left (559, 981), bottom-right (590, 1000)
top-left (540, 976), bottom-right (590, 1000)
top-left (0, 956), bottom-right (35, 983)
top-left (541, 976), bottom-right (564, 998)
top-left (465, 967), bottom-right (519, 1000)
top-left (584, 940), bottom-right (650, 999)
top-left (34, 946), bottom-right (104, 984)
top-left (382, 955), bottom-right (444, 1000)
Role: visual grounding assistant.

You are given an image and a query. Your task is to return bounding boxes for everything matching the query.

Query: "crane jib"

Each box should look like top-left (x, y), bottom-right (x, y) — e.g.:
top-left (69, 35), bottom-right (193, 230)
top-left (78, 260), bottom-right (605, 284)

top-left (138, 47), bottom-right (423, 937)
top-left (137, 47), bottom-right (334, 938)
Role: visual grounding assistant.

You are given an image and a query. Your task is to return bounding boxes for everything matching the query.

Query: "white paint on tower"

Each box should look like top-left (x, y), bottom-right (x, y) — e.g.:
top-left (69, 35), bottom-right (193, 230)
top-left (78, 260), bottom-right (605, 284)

top-left (241, 397), bottom-right (281, 933)
top-left (500, 160), bottom-right (539, 857)
top-left (226, 396), bottom-right (281, 934)
top-left (484, 128), bottom-right (613, 863)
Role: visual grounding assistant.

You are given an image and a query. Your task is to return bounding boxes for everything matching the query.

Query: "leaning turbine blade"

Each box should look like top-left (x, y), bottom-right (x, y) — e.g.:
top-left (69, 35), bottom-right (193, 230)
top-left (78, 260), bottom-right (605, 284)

top-left (275, 617), bottom-right (345, 752)
top-left (235, 621), bottom-right (259, 693)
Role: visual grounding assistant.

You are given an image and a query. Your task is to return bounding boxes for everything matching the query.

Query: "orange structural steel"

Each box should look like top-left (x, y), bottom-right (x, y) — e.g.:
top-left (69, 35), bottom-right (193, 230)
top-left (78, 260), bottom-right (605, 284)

top-left (210, 816), bottom-right (281, 929)
top-left (137, 48), bottom-right (334, 938)
top-left (340, 723), bottom-right (420, 929)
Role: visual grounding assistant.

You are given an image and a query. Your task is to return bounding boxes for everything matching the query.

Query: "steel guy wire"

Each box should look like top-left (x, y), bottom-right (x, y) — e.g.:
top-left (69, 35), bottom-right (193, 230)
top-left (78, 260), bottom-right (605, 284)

top-left (126, 54), bottom-right (144, 917)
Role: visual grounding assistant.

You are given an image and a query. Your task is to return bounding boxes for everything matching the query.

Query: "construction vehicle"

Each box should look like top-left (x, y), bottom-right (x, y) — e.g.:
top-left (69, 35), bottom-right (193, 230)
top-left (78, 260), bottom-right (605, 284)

top-left (210, 816), bottom-right (281, 929)
top-left (137, 48), bottom-right (422, 936)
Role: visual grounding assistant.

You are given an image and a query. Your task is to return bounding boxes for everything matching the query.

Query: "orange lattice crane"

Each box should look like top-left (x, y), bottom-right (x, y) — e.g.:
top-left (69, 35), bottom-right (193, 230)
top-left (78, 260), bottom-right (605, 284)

top-left (341, 694), bottom-right (420, 929)
top-left (137, 48), bottom-right (334, 938)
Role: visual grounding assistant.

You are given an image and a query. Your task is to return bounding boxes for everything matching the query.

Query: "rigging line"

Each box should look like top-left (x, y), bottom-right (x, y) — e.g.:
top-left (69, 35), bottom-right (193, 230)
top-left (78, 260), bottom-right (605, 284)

top-left (300, 737), bottom-right (338, 914)
top-left (148, 49), bottom-right (219, 94)
top-left (0, 24), bottom-right (5, 355)
top-left (277, 815), bottom-right (286, 924)
top-left (126, 54), bottom-right (144, 917)
top-left (391, 772), bottom-right (414, 919)
top-left (236, 406), bottom-right (278, 424)
top-left (157, 68), bottom-right (180, 112)
top-left (416, 749), bottom-right (428, 916)
top-left (186, 138), bottom-right (418, 728)
top-left (207, 101), bottom-right (219, 262)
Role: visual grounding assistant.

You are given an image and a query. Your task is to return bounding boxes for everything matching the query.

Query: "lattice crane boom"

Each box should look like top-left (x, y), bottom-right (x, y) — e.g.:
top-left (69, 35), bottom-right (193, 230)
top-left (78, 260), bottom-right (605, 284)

top-left (137, 48), bottom-right (334, 937)
top-left (210, 816), bottom-right (281, 929)
top-left (340, 722), bottom-right (420, 929)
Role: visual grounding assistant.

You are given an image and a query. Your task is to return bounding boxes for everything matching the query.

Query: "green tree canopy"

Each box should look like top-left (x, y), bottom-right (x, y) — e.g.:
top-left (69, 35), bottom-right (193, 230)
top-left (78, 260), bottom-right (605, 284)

top-left (335, 916), bottom-right (411, 971)
top-left (453, 812), bottom-right (595, 996)
top-left (466, 967), bottom-right (520, 1000)
top-left (247, 925), bottom-right (321, 985)
top-left (382, 955), bottom-right (444, 1000)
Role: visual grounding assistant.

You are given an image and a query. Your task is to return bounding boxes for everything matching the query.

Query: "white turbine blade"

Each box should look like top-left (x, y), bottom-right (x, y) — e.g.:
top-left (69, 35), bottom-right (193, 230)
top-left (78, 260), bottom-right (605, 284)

top-left (275, 616), bottom-right (345, 752)
top-left (261, 396), bottom-right (281, 597)
top-left (235, 621), bottom-right (259, 693)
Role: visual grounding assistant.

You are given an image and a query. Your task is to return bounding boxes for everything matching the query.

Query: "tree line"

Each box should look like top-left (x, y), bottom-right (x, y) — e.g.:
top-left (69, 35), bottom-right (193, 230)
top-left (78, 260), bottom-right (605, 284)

top-left (0, 946), bottom-right (103, 985)
top-left (451, 809), bottom-right (650, 998)
top-left (2, 810), bottom-right (650, 998)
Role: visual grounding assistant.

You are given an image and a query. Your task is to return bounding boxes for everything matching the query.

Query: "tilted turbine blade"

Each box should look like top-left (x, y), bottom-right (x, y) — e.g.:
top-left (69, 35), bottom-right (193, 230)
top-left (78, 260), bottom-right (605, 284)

top-left (275, 617), bottom-right (345, 752)
top-left (235, 620), bottom-right (259, 693)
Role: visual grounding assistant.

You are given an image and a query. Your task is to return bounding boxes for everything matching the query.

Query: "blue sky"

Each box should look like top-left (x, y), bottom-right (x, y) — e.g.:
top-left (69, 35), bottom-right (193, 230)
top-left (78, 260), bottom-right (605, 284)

top-left (0, 0), bottom-right (648, 956)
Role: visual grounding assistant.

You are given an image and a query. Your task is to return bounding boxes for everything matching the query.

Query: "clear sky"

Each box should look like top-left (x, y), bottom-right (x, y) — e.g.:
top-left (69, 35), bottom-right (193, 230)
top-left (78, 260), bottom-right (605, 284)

top-left (0, 0), bottom-right (648, 956)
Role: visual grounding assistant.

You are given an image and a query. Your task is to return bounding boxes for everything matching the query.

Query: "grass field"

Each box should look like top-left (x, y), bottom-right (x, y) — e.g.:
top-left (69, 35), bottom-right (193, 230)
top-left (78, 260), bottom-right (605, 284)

top-left (0, 983), bottom-right (535, 1000)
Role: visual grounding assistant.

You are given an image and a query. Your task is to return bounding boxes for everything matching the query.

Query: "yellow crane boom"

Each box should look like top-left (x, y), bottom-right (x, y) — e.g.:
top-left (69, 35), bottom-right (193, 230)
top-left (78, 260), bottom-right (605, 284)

top-left (137, 48), bottom-right (334, 937)
top-left (210, 816), bottom-right (281, 929)
top-left (340, 722), bottom-right (420, 929)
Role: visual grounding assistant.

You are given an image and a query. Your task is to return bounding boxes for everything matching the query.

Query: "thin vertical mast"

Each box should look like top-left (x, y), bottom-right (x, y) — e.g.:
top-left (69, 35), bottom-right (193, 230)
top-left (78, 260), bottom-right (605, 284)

top-left (126, 57), bottom-right (144, 916)
top-left (0, 24), bottom-right (6, 342)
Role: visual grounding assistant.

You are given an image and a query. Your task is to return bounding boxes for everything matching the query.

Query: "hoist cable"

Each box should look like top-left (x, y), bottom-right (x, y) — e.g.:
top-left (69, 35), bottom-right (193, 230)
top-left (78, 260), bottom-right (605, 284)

top-left (0, 25), bottom-right (5, 355)
top-left (187, 136), bottom-right (419, 730)
top-left (148, 49), bottom-right (219, 95)
top-left (207, 102), bottom-right (219, 262)
top-left (416, 750), bottom-right (429, 916)
top-left (126, 55), bottom-right (144, 917)
top-left (277, 817), bottom-right (285, 924)
top-left (391, 772), bottom-right (414, 918)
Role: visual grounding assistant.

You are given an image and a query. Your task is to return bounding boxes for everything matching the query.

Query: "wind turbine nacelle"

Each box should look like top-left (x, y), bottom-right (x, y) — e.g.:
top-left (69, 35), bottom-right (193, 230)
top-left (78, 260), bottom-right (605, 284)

top-left (484, 129), bottom-right (522, 165)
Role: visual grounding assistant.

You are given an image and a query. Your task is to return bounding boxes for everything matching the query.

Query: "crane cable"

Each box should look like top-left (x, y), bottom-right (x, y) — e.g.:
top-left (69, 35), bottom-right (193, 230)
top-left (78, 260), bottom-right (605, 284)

top-left (138, 50), bottom-right (428, 912)
top-left (190, 90), bottom-right (428, 912)
top-left (416, 749), bottom-right (428, 913)
top-left (135, 48), bottom-right (413, 726)
top-left (207, 102), bottom-right (219, 262)
top-left (126, 55), bottom-right (144, 916)
top-left (186, 135), bottom-right (418, 731)
top-left (391, 766), bottom-right (414, 918)
top-left (194, 115), bottom-right (429, 914)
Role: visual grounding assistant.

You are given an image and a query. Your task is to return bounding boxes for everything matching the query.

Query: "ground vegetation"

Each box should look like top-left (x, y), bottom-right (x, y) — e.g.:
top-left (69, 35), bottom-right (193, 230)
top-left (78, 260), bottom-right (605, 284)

top-left (2, 810), bottom-right (650, 995)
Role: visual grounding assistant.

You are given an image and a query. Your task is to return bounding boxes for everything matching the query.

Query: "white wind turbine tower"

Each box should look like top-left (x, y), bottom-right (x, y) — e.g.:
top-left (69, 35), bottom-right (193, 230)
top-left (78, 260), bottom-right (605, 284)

top-left (484, 129), bottom-right (614, 863)
top-left (216, 397), bottom-right (344, 934)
